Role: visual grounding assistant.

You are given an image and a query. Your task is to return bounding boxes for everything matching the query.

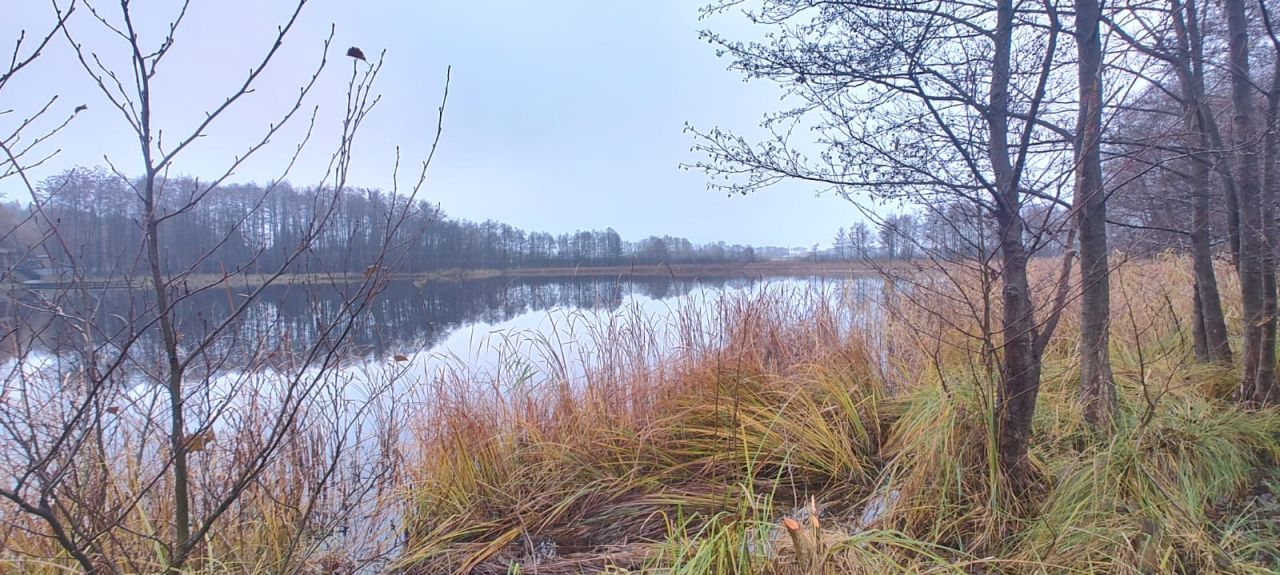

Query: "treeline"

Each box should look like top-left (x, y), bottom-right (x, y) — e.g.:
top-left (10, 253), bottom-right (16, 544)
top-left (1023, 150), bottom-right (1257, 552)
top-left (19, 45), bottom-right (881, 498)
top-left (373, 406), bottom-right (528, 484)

top-left (829, 206), bottom-right (1070, 261)
top-left (10, 167), bottom-right (760, 276)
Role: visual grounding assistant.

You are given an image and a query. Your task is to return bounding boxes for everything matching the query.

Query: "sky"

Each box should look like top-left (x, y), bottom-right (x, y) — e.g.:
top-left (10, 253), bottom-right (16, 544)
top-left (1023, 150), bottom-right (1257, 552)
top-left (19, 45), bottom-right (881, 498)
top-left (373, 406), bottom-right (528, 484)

top-left (2, 0), bottom-right (868, 248)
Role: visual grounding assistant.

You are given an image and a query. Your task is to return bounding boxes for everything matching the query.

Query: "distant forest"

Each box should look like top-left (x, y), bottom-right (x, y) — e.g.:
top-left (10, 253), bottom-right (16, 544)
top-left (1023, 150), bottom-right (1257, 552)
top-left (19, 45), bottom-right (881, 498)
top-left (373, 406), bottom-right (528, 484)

top-left (3, 168), bottom-right (768, 276)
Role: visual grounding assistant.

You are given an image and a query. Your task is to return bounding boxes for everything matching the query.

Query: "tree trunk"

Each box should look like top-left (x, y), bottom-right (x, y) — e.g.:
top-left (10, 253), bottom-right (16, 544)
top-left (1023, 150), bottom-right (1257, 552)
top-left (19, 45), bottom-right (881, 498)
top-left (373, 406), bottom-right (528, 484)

top-left (989, 0), bottom-right (1041, 483)
top-left (1204, 116), bottom-right (1245, 270)
top-left (1258, 51), bottom-right (1280, 404)
top-left (1224, 0), bottom-right (1276, 403)
top-left (1176, 0), bottom-right (1244, 269)
top-left (1189, 153), bottom-right (1233, 362)
top-left (143, 171), bottom-right (192, 568)
top-left (995, 210), bottom-right (1043, 484)
top-left (1192, 282), bottom-right (1209, 360)
top-left (1187, 119), bottom-right (1232, 364)
top-left (1172, 0), bottom-right (1232, 364)
top-left (1192, 245), bottom-right (1232, 361)
top-left (1073, 0), bottom-right (1116, 428)
top-left (138, 92), bottom-right (191, 567)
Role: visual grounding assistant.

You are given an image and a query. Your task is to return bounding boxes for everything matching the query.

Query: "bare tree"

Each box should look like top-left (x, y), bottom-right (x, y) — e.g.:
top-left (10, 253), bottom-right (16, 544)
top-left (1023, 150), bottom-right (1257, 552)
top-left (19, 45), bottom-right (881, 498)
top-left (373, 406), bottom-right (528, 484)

top-left (1106, 0), bottom-right (1235, 364)
top-left (0, 2), bottom-right (450, 573)
top-left (1106, 0), bottom-right (1280, 404)
top-left (0, 2), bottom-right (90, 570)
top-left (1257, 0), bottom-right (1280, 404)
top-left (0, 2), bottom-right (81, 284)
top-left (878, 217), bottom-right (899, 262)
top-left (689, 0), bottom-right (1079, 481)
top-left (1073, 0), bottom-right (1117, 426)
top-left (1224, 0), bottom-right (1276, 403)
top-left (850, 221), bottom-right (871, 260)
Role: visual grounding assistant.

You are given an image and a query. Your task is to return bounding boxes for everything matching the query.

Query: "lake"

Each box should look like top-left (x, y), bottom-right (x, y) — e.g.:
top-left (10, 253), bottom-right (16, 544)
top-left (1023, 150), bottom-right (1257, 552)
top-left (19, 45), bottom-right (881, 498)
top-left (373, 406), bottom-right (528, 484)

top-left (1, 273), bottom-right (883, 393)
top-left (0, 271), bottom-right (885, 570)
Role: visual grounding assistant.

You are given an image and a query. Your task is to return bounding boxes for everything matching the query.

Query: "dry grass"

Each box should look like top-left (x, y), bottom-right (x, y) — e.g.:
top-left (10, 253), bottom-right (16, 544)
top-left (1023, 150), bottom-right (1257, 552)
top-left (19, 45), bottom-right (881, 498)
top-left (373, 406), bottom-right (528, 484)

top-left (3, 257), bottom-right (1278, 574)
top-left (396, 256), bottom-right (1280, 574)
top-left (0, 363), bottom-right (413, 574)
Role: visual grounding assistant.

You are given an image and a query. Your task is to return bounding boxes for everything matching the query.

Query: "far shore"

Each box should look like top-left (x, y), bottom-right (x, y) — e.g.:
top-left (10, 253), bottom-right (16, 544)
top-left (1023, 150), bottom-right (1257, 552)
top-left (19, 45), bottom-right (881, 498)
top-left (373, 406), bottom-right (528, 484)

top-left (15, 260), bottom-right (887, 290)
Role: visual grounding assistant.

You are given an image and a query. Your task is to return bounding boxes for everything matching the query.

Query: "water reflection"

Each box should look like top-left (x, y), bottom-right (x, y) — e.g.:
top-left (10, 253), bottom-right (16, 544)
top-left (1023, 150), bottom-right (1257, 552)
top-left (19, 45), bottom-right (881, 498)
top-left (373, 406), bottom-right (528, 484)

top-left (0, 273), bottom-right (881, 572)
top-left (2, 274), bottom-right (778, 369)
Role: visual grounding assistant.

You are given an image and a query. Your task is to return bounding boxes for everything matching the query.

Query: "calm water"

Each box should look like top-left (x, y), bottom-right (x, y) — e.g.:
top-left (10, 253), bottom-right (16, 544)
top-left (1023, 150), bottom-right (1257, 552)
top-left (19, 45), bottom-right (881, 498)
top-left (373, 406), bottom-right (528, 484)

top-left (2, 274), bottom-right (875, 388)
top-left (0, 272), bottom-right (881, 570)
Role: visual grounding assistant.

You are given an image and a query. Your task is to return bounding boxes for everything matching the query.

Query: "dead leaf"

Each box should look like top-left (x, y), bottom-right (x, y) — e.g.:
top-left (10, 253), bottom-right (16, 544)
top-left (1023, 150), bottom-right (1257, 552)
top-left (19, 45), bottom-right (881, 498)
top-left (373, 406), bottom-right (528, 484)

top-left (185, 430), bottom-right (216, 453)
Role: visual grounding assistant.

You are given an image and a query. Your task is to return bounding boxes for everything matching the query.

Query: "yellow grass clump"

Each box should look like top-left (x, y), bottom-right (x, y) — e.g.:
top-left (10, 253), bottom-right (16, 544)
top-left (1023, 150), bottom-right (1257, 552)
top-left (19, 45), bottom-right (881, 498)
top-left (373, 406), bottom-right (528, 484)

top-left (397, 257), bottom-right (1280, 574)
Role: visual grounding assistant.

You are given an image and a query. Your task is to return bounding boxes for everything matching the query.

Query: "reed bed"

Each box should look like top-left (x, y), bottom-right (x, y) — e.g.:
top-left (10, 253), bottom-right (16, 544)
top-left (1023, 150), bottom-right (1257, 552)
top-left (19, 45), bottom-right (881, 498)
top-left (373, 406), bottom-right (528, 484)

top-left (397, 258), bottom-right (1280, 574)
top-left (2, 259), bottom-right (1277, 574)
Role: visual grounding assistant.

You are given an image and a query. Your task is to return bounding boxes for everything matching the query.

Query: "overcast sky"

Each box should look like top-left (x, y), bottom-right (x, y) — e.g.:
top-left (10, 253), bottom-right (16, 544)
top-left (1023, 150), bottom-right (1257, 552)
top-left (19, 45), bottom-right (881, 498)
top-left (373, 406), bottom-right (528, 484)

top-left (3, 0), bottom-right (868, 247)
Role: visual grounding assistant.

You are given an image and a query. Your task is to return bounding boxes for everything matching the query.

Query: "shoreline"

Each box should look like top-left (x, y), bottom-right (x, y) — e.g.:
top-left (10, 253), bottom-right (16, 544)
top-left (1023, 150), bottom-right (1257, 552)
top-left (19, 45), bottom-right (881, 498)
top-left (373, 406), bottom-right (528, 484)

top-left (17, 260), bottom-right (886, 290)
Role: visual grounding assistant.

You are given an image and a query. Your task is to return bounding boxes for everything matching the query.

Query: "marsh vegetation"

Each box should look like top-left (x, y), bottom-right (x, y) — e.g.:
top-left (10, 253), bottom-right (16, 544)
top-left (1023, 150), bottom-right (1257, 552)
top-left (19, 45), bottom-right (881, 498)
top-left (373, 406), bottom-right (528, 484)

top-left (3, 0), bottom-right (1280, 574)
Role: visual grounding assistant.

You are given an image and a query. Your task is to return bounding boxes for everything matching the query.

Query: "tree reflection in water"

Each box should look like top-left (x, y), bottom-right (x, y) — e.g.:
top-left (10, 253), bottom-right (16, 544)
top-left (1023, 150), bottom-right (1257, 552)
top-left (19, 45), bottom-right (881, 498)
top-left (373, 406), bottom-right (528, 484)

top-left (1, 275), bottom-right (785, 377)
